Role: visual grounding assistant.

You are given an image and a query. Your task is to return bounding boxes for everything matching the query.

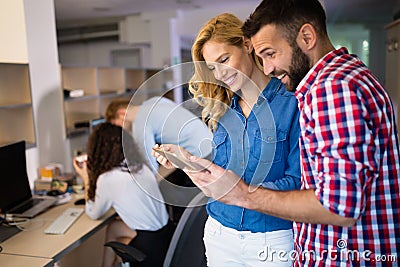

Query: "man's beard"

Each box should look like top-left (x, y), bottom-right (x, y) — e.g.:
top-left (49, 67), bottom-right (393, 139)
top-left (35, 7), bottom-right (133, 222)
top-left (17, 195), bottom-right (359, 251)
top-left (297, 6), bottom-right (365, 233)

top-left (287, 44), bottom-right (310, 92)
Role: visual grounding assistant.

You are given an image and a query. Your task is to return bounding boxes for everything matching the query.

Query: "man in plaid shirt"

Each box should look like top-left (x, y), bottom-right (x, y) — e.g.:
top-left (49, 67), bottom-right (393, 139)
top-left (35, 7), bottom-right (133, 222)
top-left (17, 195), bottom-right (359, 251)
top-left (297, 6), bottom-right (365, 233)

top-left (184, 0), bottom-right (399, 266)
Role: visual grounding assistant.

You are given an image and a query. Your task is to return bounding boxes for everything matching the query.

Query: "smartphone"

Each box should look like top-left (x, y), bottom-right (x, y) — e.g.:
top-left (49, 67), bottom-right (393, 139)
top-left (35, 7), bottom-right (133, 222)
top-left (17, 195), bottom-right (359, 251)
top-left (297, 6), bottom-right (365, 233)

top-left (152, 147), bottom-right (207, 172)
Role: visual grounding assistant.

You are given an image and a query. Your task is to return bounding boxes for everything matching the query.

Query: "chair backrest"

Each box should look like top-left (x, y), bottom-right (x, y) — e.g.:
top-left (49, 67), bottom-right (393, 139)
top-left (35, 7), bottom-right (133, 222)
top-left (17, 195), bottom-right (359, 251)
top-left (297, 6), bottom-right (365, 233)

top-left (158, 174), bottom-right (201, 207)
top-left (158, 177), bottom-right (202, 224)
top-left (105, 220), bottom-right (175, 267)
top-left (104, 191), bottom-right (208, 267)
top-left (163, 192), bottom-right (209, 267)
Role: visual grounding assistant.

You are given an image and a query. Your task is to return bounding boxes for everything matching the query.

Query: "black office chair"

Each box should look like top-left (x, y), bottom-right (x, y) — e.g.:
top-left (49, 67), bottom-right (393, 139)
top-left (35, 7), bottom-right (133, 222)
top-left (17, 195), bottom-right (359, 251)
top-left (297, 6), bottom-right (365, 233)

top-left (158, 173), bottom-right (202, 225)
top-left (105, 192), bottom-right (209, 267)
top-left (162, 192), bottom-right (208, 267)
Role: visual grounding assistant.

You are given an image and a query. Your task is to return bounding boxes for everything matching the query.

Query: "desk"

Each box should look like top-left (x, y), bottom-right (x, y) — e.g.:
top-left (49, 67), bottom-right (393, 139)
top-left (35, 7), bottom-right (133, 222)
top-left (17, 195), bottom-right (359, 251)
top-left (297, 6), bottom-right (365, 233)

top-left (0, 254), bottom-right (52, 267)
top-left (0, 195), bottom-right (116, 267)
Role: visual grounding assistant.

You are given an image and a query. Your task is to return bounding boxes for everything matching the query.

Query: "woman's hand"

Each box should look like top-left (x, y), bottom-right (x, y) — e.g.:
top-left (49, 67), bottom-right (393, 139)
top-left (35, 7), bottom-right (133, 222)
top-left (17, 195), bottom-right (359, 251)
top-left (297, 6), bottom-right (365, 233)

top-left (73, 155), bottom-right (89, 185)
top-left (152, 144), bottom-right (192, 169)
top-left (152, 144), bottom-right (174, 169)
top-left (183, 155), bottom-right (248, 204)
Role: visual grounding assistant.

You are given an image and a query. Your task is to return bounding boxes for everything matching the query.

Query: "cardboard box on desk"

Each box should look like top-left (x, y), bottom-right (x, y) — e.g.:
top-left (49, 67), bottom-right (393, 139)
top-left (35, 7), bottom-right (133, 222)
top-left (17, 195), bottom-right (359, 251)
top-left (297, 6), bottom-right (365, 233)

top-left (38, 163), bottom-right (63, 181)
top-left (35, 163), bottom-right (71, 193)
top-left (34, 179), bottom-right (68, 192)
top-left (34, 178), bottom-right (53, 191)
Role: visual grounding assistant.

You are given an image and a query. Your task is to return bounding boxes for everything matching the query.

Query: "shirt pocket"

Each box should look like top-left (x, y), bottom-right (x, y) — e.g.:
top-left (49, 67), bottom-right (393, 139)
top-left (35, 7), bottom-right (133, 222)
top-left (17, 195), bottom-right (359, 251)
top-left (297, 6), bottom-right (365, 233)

top-left (252, 128), bottom-right (287, 163)
top-left (212, 130), bottom-right (229, 168)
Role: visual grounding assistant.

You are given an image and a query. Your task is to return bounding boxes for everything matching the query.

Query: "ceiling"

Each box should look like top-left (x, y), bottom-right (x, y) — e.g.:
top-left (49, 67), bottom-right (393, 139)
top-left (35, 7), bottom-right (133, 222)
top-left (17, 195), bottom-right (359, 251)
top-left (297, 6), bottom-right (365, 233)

top-left (54, 0), bottom-right (260, 25)
top-left (54, 0), bottom-right (400, 27)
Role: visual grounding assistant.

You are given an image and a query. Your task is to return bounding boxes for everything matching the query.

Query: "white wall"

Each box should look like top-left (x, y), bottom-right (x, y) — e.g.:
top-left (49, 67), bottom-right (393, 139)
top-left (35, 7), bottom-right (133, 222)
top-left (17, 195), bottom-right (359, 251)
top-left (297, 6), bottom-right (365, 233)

top-left (59, 40), bottom-right (151, 67)
top-left (176, 4), bottom-right (255, 37)
top-left (58, 4), bottom-right (258, 68)
top-left (25, 0), bottom-right (67, 184)
top-left (0, 0), bottom-right (28, 63)
top-left (57, 3), bottom-right (388, 82)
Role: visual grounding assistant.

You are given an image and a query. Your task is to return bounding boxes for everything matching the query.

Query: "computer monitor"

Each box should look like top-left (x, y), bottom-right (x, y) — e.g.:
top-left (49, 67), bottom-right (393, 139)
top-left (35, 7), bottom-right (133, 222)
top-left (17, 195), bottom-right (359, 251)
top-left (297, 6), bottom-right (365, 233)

top-left (0, 141), bottom-right (31, 214)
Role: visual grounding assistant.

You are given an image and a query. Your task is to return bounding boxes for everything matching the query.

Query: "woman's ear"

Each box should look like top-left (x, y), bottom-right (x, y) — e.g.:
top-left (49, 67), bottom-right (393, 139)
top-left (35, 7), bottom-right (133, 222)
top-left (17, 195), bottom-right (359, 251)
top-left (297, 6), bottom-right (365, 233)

top-left (243, 37), bottom-right (253, 54)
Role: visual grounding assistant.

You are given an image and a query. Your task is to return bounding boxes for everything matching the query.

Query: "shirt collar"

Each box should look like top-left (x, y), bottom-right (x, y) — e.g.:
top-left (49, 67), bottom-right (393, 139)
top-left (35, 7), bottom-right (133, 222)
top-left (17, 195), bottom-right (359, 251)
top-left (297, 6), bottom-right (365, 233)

top-left (231, 94), bottom-right (240, 109)
top-left (295, 47), bottom-right (349, 109)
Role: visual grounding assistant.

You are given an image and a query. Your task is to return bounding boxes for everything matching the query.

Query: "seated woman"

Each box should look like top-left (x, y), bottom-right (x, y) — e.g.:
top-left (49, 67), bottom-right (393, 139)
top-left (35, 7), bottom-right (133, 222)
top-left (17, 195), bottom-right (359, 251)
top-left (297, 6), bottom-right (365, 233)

top-left (73, 122), bottom-right (169, 267)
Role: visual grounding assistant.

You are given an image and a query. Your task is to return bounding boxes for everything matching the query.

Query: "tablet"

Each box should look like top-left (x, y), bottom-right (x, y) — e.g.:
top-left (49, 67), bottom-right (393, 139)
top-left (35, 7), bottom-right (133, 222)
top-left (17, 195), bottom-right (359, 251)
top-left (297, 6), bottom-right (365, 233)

top-left (152, 147), bottom-right (206, 172)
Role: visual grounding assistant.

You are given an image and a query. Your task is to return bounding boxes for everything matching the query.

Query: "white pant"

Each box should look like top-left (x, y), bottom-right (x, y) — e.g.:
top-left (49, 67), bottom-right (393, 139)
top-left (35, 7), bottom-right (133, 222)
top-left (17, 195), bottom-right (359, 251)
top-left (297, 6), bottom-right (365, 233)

top-left (203, 217), bottom-right (293, 267)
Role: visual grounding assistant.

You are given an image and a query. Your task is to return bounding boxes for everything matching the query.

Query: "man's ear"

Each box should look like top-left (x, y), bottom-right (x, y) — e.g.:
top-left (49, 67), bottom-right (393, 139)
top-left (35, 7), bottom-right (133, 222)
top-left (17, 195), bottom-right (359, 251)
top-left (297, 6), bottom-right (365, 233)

top-left (243, 37), bottom-right (253, 54)
top-left (296, 23), bottom-right (316, 51)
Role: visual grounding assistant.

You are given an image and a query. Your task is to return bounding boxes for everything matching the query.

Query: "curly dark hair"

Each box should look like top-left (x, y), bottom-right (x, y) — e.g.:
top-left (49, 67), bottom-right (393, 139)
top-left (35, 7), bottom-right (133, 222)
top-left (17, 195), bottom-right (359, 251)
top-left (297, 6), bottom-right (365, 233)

top-left (86, 122), bottom-right (146, 201)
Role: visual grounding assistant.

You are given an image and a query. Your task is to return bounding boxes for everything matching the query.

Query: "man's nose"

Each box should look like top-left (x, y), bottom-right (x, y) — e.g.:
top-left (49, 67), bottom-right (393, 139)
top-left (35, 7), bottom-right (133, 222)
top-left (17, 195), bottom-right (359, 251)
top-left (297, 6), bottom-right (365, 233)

top-left (262, 60), bottom-right (274, 76)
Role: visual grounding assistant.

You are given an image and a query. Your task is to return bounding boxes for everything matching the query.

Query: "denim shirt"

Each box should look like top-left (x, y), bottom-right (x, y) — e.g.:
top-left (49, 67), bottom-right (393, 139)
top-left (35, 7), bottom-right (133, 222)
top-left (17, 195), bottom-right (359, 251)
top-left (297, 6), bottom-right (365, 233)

top-left (207, 77), bottom-right (301, 233)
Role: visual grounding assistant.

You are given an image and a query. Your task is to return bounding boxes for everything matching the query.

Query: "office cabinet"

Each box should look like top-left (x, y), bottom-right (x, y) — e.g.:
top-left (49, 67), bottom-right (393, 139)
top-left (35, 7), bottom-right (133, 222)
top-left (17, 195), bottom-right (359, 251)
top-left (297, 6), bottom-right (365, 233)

top-left (385, 19), bottom-right (400, 125)
top-left (61, 65), bottom-right (172, 136)
top-left (141, 68), bottom-right (174, 99)
top-left (98, 67), bottom-right (125, 95)
top-left (62, 67), bottom-right (99, 136)
top-left (0, 63), bottom-right (36, 147)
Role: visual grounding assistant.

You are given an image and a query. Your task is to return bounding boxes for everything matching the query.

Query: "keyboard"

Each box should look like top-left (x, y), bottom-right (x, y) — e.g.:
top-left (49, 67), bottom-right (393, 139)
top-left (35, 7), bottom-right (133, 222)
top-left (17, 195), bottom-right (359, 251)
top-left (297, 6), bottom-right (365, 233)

top-left (44, 207), bottom-right (84, 234)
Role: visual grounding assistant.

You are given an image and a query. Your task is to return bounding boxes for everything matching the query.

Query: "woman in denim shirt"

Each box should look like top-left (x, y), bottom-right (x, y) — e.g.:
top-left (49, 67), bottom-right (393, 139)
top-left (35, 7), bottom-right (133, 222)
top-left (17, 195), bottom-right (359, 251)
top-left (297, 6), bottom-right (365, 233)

top-left (155, 13), bottom-right (300, 266)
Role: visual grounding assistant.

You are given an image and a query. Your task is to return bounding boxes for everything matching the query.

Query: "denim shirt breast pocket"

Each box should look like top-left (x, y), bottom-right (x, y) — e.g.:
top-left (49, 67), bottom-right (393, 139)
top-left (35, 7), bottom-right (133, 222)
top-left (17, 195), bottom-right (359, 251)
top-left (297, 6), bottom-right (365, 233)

top-left (252, 128), bottom-right (287, 163)
top-left (212, 129), bottom-right (230, 168)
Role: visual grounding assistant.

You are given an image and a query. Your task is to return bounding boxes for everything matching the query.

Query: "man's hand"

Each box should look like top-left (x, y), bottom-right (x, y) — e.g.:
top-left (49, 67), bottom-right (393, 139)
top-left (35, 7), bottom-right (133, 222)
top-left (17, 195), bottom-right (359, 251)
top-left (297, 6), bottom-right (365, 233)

top-left (184, 156), bottom-right (255, 206)
top-left (183, 156), bottom-right (356, 227)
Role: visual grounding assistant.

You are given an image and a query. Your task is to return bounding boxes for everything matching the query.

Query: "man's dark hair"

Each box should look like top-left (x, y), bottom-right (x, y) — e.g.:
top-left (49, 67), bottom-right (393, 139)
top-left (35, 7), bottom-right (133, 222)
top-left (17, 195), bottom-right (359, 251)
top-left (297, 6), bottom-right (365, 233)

top-left (242, 0), bottom-right (328, 43)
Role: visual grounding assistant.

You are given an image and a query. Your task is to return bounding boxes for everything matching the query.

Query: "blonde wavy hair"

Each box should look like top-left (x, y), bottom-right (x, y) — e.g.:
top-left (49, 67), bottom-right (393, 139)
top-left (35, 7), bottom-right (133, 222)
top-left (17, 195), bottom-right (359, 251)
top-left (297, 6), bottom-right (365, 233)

top-left (189, 13), bottom-right (263, 131)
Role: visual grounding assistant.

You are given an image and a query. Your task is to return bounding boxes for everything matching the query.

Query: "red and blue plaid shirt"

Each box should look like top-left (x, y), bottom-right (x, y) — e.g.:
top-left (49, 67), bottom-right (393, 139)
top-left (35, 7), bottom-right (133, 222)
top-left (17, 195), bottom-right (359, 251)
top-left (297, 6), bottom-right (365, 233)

top-left (294, 47), bottom-right (400, 266)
